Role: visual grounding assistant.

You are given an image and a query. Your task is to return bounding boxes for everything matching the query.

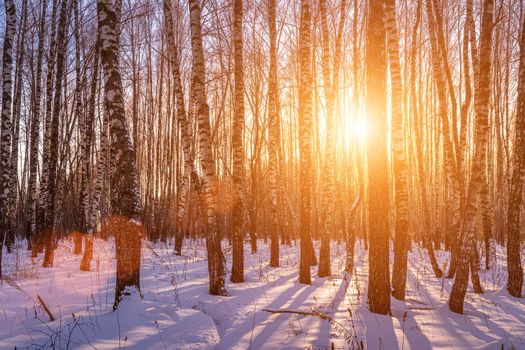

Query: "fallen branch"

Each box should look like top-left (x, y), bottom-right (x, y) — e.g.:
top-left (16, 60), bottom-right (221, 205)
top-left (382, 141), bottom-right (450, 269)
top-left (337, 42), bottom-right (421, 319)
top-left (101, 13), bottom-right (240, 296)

top-left (406, 297), bottom-right (427, 305)
top-left (262, 308), bottom-right (316, 316)
top-left (263, 308), bottom-right (362, 349)
top-left (36, 294), bottom-right (55, 321)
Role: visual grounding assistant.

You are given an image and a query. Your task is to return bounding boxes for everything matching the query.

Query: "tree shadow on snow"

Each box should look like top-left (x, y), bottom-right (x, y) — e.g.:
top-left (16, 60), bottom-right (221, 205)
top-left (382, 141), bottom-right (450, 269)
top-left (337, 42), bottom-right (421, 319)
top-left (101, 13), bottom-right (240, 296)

top-left (246, 281), bottom-right (323, 349)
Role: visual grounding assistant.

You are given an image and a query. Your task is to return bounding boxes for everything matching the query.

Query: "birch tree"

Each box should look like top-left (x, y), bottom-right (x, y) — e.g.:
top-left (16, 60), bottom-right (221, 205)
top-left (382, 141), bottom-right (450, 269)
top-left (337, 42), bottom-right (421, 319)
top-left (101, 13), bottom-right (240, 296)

top-left (42, 0), bottom-right (69, 268)
top-left (27, 0), bottom-right (48, 248)
top-left (189, 0), bottom-right (227, 295)
top-left (298, 0), bottom-right (314, 285)
top-left (231, 0), bottom-right (246, 283)
top-left (0, 0), bottom-right (16, 277)
top-left (385, 0), bottom-right (409, 301)
top-left (80, 36), bottom-right (101, 272)
top-left (97, 0), bottom-right (143, 308)
top-left (507, 12), bottom-right (525, 298)
top-left (36, 0), bottom-right (58, 258)
top-left (449, 0), bottom-right (494, 314)
top-left (268, 0), bottom-right (280, 266)
top-left (318, 0), bottom-right (346, 278)
top-left (163, 0), bottom-right (193, 256)
top-left (366, 0), bottom-right (390, 315)
top-left (8, 0), bottom-right (28, 249)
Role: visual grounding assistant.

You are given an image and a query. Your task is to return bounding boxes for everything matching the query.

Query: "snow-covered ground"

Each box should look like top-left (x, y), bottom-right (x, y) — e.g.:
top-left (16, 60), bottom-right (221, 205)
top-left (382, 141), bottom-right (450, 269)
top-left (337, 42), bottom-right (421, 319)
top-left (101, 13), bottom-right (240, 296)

top-left (0, 238), bottom-right (524, 349)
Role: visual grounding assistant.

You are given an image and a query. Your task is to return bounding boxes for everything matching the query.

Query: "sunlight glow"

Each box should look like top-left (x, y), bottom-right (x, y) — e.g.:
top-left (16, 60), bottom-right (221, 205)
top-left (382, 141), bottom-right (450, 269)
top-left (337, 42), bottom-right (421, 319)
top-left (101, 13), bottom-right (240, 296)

top-left (342, 112), bottom-right (367, 147)
top-left (346, 118), bottom-right (367, 138)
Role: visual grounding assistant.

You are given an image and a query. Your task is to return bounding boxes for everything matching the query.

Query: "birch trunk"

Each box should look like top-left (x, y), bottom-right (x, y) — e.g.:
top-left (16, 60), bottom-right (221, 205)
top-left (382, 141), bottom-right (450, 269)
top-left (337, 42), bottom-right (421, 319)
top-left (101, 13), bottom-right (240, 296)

top-left (449, 0), bottom-right (494, 314)
top-left (318, 0), bottom-right (346, 278)
top-left (97, 0), bottom-right (143, 308)
top-left (506, 12), bottom-right (525, 298)
top-left (298, 0), bottom-right (314, 285)
top-left (268, 0), bottom-right (279, 266)
top-left (75, 0), bottom-right (87, 255)
top-left (0, 0), bottom-right (16, 278)
top-left (7, 0), bottom-right (28, 250)
top-left (366, 0), bottom-right (391, 315)
top-left (425, 0), bottom-right (457, 279)
top-left (188, 0), bottom-right (227, 295)
top-left (385, 0), bottom-right (409, 300)
top-left (35, 0), bottom-right (59, 258)
top-left (27, 0), bottom-right (48, 247)
top-left (231, 0), bottom-right (246, 283)
top-left (163, 0), bottom-right (193, 256)
top-left (80, 37), bottom-right (100, 272)
top-left (42, 0), bottom-right (69, 268)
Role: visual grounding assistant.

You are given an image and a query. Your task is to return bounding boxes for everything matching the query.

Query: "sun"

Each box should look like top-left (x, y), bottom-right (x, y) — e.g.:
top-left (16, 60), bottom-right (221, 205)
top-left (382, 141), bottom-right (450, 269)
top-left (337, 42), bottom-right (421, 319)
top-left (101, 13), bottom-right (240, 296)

top-left (346, 118), bottom-right (367, 137)
top-left (342, 113), bottom-right (367, 145)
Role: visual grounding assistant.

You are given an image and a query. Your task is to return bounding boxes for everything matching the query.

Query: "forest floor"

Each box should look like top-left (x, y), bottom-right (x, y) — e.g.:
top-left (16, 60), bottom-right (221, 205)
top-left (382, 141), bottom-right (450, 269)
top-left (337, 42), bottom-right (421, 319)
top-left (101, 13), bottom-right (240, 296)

top-left (0, 238), bottom-right (524, 349)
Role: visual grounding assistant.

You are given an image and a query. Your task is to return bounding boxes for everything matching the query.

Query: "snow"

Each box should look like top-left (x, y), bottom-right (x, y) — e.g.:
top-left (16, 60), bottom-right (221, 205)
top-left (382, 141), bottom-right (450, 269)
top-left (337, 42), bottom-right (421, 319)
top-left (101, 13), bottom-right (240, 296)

top-left (0, 238), bottom-right (524, 349)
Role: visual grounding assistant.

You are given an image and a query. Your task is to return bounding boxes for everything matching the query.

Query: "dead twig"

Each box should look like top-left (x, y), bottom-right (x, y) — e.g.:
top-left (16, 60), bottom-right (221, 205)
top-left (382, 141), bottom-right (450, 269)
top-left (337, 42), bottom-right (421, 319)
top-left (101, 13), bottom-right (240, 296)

top-left (37, 294), bottom-right (55, 321)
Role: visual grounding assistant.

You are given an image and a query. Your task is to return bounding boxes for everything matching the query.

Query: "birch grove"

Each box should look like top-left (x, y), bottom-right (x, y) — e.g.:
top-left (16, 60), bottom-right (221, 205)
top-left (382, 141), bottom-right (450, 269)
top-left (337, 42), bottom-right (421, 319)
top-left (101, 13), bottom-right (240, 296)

top-left (0, 0), bottom-right (523, 318)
